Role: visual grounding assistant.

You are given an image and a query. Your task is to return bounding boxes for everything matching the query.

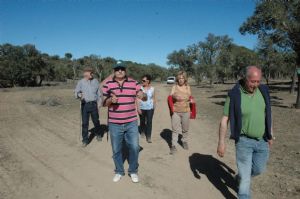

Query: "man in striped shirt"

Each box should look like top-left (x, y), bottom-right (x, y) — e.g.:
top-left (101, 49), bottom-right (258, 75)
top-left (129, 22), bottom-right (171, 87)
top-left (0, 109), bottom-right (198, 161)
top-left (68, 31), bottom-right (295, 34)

top-left (103, 61), bottom-right (146, 183)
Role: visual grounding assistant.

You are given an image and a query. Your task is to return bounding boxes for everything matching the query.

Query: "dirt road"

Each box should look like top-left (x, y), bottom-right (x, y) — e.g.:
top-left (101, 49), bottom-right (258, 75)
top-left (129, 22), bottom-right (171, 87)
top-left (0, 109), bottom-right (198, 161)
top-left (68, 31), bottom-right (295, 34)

top-left (0, 83), bottom-right (299, 199)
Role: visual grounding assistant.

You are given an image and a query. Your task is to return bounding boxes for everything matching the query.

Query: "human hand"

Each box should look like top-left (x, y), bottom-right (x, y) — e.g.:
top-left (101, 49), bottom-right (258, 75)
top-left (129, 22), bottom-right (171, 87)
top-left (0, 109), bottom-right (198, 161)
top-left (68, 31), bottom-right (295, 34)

top-left (111, 93), bottom-right (118, 104)
top-left (190, 98), bottom-right (195, 103)
top-left (137, 109), bottom-right (142, 115)
top-left (268, 139), bottom-right (274, 148)
top-left (217, 141), bottom-right (226, 157)
top-left (78, 92), bottom-right (83, 99)
top-left (137, 91), bottom-right (147, 101)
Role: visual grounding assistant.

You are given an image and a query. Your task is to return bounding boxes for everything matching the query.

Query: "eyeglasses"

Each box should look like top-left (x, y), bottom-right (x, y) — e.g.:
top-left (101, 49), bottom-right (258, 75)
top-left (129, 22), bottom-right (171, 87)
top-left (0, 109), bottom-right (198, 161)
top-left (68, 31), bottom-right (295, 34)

top-left (142, 79), bottom-right (147, 82)
top-left (114, 67), bottom-right (126, 72)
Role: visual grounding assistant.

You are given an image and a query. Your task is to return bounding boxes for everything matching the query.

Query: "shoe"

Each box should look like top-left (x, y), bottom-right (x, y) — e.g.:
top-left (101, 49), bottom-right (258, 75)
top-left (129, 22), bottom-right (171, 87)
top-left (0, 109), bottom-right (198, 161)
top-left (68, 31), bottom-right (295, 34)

top-left (96, 135), bottom-right (102, 142)
top-left (182, 142), bottom-right (189, 150)
top-left (146, 138), bottom-right (152, 143)
top-left (170, 145), bottom-right (177, 155)
top-left (113, 174), bottom-right (122, 182)
top-left (140, 133), bottom-right (145, 138)
top-left (82, 142), bottom-right (88, 148)
top-left (130, 173), bottom-right (139, 183)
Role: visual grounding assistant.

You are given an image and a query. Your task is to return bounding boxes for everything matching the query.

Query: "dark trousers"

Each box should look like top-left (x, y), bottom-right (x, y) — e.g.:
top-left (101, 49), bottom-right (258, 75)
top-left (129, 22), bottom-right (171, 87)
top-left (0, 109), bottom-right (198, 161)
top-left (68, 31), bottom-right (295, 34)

top-left (139, 109), bottom-right (154, 139)
top-left (81, 101), bottom-right (101, 143)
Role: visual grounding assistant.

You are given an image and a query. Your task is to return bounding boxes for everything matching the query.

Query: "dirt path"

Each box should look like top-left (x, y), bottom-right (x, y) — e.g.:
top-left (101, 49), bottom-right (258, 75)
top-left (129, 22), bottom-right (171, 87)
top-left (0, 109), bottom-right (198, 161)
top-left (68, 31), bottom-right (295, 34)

top-left (1, 83), bottom-right (297, 199)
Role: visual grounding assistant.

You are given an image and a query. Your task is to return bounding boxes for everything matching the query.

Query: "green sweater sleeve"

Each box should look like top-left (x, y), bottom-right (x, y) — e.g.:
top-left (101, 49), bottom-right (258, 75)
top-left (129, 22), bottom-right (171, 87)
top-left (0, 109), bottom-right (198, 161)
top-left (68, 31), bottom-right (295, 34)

top-left (223, 96), bottom-right (230, 116)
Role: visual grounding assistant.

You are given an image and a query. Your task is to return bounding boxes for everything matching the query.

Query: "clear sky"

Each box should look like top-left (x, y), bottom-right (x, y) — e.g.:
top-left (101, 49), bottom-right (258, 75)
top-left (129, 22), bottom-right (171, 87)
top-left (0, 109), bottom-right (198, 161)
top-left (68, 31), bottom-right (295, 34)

top-left (0, 0), bottom-right (257, 67)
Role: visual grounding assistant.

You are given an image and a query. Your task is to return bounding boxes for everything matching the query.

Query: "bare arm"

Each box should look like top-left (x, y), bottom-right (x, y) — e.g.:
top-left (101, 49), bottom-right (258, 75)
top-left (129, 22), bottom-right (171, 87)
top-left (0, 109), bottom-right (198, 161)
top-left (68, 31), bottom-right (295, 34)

top-left (217, 116), bottom-right (229, 157)
top-left (136, 99), bottom-right (142, 115)
top-left (187, 85), bottom-right (192, 97)
top-left (103, 93), bottom-right (118, 107)
top-left (170, 85), bottom-right (175, 96)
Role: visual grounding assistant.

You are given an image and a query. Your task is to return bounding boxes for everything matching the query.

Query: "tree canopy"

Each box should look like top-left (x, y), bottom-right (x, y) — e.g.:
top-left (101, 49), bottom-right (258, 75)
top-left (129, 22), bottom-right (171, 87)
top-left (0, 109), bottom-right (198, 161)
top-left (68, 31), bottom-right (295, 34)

top-left (0, 43), bottom-right (169, 87)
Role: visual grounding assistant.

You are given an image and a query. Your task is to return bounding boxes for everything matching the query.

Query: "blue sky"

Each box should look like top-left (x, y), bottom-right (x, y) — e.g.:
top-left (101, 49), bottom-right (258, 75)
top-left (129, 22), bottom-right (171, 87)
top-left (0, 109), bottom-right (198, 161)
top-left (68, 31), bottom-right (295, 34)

top-left (0, 0), bottom-right (257, 67)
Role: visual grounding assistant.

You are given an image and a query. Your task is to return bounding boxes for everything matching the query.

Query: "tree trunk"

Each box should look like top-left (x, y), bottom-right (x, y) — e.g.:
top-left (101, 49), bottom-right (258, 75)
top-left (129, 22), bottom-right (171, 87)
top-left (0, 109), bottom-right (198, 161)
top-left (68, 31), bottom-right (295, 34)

top-left (296, 74), bottom-right (300, 109)
top-left (295, 55), bottom-right (300, 108)
top-left (72, 65), bottom-right (76, 80)
top-left (265, 75), bottom-right (269, 86)
top-left (290, 68), bottom-right (297, 94)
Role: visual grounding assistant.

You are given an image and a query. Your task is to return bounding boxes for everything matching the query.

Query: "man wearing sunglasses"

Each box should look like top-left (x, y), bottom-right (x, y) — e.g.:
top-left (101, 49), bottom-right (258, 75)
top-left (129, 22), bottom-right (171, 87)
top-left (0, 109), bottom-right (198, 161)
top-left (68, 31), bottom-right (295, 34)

top-left (102, 61), bottom-right (146, 183)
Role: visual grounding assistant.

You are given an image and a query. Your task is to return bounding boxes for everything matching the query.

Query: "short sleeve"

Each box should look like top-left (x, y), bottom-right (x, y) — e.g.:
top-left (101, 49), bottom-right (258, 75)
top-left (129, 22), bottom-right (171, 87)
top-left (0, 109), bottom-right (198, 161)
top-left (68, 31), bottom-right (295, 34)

top-left (223, 96), bottom-right (230, 116)
top-left (102, 83), bottom-right (110, 98)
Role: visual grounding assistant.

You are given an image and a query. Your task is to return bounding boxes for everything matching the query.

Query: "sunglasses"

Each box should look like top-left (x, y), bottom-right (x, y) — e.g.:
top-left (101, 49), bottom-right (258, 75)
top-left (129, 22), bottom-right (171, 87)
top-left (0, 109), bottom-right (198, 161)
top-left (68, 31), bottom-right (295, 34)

top-left (114, 67), bottom-right (126, 72)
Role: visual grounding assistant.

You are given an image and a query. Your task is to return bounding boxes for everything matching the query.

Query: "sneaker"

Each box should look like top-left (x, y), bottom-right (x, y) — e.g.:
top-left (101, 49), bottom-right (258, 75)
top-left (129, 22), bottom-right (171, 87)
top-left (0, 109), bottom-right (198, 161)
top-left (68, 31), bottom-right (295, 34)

top-left (130, 173), bottom-right (139, 183)
top-left (146, 137), bottom-right (152, 143)
top-left (140, 133), bottom-right (145, 138)
top-left (170, 145), bottom-right (177, 155)
top-left (182, 142), bottom-right (189, 150)
top-left (113, 174), bottom-right (122, 182)
top-left (96, 135), bottom-right (102, 142)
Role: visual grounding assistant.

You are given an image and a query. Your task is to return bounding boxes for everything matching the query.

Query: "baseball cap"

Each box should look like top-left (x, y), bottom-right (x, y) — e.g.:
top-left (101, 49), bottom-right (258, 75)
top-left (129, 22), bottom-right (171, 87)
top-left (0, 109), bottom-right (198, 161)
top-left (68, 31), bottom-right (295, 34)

top-left (113, 61), bottom-right (127, 69)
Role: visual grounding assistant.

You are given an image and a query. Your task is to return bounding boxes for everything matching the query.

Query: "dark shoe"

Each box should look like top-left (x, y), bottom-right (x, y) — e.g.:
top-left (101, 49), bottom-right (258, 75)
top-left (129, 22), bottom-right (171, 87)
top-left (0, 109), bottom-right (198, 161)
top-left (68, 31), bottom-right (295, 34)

top-left (170, 146), bottom-right (177, 155)
top-left (82, 142), bottom-right (88, 148)
top-left (182, 142), bottom-right (189, 150)
top-left (96, 135), bottom-right (102, 142)
top-left (146, 137), bottom-right (152, 143)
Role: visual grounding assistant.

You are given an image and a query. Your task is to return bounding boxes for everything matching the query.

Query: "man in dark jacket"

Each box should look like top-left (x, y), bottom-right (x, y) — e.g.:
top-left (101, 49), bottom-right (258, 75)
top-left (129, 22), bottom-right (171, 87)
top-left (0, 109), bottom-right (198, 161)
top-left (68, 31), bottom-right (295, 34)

top-left (217, 66), bottom-right (274, 199)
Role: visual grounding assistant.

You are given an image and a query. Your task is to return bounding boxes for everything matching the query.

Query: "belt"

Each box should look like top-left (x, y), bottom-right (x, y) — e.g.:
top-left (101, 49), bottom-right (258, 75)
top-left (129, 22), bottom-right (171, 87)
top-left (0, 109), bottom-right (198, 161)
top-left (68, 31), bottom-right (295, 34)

top-left (82, 101), bottom-right (97, 104)
top-left (240, 134), bottom-right (261, 141)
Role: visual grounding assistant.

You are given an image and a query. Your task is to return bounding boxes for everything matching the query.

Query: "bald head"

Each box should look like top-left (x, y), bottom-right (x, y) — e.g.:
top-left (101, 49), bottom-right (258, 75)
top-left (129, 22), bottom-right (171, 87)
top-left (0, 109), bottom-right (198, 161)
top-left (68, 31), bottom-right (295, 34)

top-left (245, 66), bottom-right (262, 79)
top-left (244, 66), bottom-right (262, 93)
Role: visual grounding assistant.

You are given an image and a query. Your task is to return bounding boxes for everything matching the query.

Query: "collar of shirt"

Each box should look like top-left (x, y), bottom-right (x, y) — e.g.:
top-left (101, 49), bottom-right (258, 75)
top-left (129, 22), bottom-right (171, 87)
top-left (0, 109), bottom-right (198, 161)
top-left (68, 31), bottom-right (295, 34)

top-left (240, 84), bottom-right (257, 95)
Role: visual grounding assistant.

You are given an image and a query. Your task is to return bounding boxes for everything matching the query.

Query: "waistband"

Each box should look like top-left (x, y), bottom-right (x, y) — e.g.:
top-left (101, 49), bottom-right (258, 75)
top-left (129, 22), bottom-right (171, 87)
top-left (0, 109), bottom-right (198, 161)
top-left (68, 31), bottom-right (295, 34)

top-left (82, 100), bottom-right (97, 104)
top-left (240, 134), bottom-right (261, 141)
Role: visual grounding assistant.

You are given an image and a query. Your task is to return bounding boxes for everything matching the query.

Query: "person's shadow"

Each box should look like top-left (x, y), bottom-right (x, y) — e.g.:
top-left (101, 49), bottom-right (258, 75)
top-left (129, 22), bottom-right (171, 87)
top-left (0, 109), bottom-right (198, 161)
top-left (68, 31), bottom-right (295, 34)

top-left (88, 124), bottom-right (108, 143)
top-left (189, 153), bottom-right (238, 199)
top-left (160, 128), bottom-right (184, 149)
top-left (160, 129), bottom-right (172, 148)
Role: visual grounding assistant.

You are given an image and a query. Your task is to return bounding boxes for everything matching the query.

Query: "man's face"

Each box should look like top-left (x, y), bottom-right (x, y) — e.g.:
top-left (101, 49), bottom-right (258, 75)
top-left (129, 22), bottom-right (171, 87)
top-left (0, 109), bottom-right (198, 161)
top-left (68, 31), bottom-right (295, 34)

top-left (245, 72), bottom-right (261, 93)
top-left (114, 67), bottom-right (126, 79)
top-left (83, 71), bottom-right (93, 79)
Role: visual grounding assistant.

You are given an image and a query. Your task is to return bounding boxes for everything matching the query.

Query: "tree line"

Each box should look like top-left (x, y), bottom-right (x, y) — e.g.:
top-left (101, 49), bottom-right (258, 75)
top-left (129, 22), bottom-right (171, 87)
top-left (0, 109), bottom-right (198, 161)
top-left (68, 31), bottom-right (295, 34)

top-left (0, 43), bottom-right (170, 87)
top-left (167, 0), bottom-right (299, 92)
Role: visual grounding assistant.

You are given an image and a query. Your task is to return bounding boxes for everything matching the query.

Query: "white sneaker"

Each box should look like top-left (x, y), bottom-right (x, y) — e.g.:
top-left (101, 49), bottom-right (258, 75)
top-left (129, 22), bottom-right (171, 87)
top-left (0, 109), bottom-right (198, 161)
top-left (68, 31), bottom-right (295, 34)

top-left (113, 174), bottom-right (122, 182)
top-left (130, 174), bottom-right (139, 183)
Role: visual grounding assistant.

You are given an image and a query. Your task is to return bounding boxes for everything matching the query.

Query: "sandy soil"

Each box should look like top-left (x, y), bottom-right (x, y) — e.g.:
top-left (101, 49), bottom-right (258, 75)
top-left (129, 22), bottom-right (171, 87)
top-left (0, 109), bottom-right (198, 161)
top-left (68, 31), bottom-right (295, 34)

top-left (0, 82), bottom-right (299, 199)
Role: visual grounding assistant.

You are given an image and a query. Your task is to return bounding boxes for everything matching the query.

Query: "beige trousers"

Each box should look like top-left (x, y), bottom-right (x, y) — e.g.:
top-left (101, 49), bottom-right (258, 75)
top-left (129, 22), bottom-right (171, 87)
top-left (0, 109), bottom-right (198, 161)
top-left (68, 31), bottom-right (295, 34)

top-left (171, 112), bottom-right (190, 146)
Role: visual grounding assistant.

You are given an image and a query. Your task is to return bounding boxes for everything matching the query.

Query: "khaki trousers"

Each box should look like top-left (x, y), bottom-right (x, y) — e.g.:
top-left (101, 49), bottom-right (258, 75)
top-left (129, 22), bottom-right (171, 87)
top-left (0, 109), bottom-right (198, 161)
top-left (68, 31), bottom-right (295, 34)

top-left (171, 112), bottom-right (190, 146)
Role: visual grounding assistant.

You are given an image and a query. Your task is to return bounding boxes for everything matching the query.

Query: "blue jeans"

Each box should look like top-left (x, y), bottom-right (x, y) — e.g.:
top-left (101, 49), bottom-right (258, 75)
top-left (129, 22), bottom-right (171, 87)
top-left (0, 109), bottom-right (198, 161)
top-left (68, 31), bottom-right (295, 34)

top-left (81, 101), bottom-right (100, 143)
top-left (109, 121), bottom-right (139, 175)
top-left (236, 136), bottom-right (269, 199)
top-left (139, 109), bottom-right (154, 138)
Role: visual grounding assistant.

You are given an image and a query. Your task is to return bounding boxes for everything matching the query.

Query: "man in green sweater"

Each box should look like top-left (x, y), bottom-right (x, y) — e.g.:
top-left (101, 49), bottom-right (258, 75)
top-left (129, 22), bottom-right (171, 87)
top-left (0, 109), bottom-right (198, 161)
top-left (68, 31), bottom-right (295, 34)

top-left (217, 66), bottom-right (274, 199)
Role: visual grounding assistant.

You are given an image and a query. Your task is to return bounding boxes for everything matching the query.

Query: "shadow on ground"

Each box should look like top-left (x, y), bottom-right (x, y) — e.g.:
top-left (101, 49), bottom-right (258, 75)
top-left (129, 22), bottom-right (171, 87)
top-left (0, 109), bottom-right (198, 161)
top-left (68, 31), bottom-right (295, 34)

top-left (189, 153), bottom-right (238, 199)
top-left (209, 94), bottom-right (227, 99)
top-left (88, 124), bottom-right (108, 143)
top-left (160, 129), bottom-right (173, 148)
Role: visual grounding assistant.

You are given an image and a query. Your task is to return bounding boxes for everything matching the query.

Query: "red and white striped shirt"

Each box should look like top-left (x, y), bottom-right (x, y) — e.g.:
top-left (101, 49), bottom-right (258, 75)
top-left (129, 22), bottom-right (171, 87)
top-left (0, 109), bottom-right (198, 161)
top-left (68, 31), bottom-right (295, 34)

top-left (102, 77), bottom-right (141, 124)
